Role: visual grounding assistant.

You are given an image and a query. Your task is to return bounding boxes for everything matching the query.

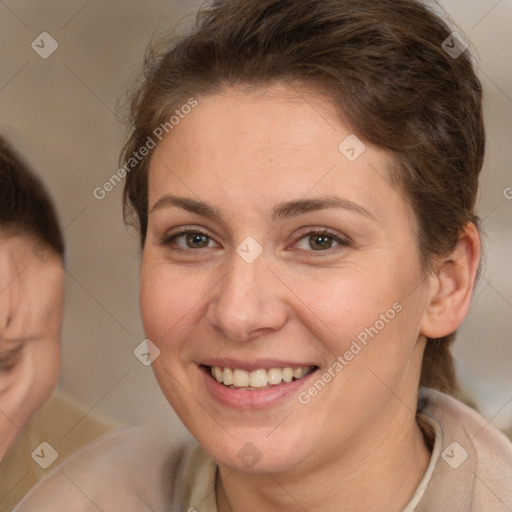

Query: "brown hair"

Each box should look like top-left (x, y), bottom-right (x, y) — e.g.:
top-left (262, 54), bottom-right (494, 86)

top-left (121, 0), bottom-right (484, 396)
top-left (0, 135), bottom-right (64, 256)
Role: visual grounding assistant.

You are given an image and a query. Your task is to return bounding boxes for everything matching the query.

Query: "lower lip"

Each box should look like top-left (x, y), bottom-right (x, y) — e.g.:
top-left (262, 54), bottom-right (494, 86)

top-left (200, 366), bottom-right (319, 410)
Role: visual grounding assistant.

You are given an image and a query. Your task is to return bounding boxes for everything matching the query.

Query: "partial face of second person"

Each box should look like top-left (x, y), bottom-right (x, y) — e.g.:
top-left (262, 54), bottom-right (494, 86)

top-left (0, 232), bottom-right (64, 458)
top-left (140, 84), bottom-right (438, 474)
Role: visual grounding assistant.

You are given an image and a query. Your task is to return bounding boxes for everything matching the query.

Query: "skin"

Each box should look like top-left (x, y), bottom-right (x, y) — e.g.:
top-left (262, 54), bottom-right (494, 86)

top-left (140, 84), bottom-right (481, 512)
top-left (0, 231), bottom-right (64, 460)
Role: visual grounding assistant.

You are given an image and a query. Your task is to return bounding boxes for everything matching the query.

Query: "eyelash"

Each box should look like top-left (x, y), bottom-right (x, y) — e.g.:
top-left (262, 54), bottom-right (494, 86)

top-left (161, 227), bottom-right (350, 255)
top-left (0, 346), bottom-right (23, 373)
top-left (293, 228), bottom-right (350, 252)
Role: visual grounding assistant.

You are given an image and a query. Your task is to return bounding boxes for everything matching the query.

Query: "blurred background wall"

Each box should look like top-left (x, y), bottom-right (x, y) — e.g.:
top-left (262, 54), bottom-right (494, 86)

top-left (0, 0), bottom-right (510, 432)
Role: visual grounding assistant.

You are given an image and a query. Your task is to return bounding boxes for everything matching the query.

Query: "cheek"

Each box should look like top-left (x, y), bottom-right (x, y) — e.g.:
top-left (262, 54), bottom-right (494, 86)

top-left (139, 258), bottom-right (205, 348)
top-left (27, 341), bottom-right (61, 406)
top-left (290, 261), bottom-right (424, 373)
top-left (0, 341), bottom-right (60, 433)
top-left (291, 266), bottom-right (397, 341)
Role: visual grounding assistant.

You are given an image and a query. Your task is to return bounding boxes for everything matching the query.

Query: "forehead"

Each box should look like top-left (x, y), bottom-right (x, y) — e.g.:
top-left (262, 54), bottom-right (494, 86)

top-left (158, 84), bottom-right (356, 160)
top-left (0, 232), bottom-right (63, 290)
top-left (146, 84), bottom-right (406, 223)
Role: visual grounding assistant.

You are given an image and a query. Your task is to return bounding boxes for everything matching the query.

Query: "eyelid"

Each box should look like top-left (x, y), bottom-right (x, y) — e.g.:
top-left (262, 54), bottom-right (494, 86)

top-left (160, 226), bottom-right (220, 249)
top-left (0, 345), bottom-right (24, 373)
top-left (160, 225), bottom-right (351, 253)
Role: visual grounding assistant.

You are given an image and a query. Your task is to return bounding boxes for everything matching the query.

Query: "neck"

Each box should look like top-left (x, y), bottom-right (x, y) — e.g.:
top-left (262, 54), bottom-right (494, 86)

top-left (216, 411), bottom-right (431, 512)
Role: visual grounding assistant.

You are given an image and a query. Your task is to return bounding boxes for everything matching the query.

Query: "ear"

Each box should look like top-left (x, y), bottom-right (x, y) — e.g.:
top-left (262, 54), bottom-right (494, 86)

top-left (420, 222), bottom-right (481, 338)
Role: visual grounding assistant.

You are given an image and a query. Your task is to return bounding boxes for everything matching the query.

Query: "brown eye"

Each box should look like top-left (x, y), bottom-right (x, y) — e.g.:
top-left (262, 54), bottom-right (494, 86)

top-left (308, 234), bottom-right (334, 250)
top-left (184, 233), bottom-right (210, 248)
top-left (294, 229), bottom-right (349, 252)
top-left (161, 229), bottom-right (216, 251)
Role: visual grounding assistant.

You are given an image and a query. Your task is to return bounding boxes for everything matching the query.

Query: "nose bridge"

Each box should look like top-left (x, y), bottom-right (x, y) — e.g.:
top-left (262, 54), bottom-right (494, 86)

top-left (207, 250), bottom-right (286, 341)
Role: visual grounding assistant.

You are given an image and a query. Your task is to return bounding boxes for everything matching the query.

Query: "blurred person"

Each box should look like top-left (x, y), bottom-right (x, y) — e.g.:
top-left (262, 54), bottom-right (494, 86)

top-left (0, 136), bottom-right (116, 510)
top-left (15, 0), bottom-right (512, 511)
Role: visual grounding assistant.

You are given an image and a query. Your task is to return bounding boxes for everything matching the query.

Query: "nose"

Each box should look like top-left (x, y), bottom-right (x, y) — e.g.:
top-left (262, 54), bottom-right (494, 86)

top-left (206, 253), bottom-right (288, 343)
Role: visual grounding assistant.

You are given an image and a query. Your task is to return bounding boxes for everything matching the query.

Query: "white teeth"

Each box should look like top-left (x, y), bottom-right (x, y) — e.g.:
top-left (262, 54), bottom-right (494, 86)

top-left (233, 369), bottom-right (249, 387)
top-left (267, 368), bottom-right (283, 385)
top-left (293, 367), bottom-right (304, 379)
top-left (213, 366), bottom-right (223, 383)
top-left (249, 369), bottom-right (268, 388)
top-left (210, 365), bottom-right (315, 389)
top-left (282, 367), bottom-right (293, 383)
top-left (223, 367), bottom-right (233, 385)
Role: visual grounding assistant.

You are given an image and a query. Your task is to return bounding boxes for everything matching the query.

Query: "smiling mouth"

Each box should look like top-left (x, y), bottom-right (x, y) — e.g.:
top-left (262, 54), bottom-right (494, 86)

top-left (208, 365), bottom-right (317, 390)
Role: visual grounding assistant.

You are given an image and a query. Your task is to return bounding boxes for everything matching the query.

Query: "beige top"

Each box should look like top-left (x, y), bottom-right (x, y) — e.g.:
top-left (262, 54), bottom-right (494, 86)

top-left (0, 390), bottom-right (118, 511)
top-left (14, 388), bottom-right (512, 511)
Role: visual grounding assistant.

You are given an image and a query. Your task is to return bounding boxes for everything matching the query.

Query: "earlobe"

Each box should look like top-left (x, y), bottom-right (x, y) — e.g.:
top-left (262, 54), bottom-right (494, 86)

top-left (420, 222), bottom-right (481, 339)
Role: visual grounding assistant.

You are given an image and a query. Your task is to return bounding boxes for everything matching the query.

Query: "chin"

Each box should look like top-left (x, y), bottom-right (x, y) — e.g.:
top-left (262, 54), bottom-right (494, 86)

top-left (207, 438), bottom-right (309, 474)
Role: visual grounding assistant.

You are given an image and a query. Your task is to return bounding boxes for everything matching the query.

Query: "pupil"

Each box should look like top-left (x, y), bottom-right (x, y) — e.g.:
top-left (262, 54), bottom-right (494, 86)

top-left (187, 233), bottom-right (208, 248)
top-left (311, 234), bottom-right (331, 250)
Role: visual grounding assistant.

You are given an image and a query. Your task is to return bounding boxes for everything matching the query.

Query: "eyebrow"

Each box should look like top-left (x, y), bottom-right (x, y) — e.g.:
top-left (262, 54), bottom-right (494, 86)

top-left (150, 194), bottom-right (377, 223)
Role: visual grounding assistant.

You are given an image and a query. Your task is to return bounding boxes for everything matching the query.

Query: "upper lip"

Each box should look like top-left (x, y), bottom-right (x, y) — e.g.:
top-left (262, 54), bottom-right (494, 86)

top-left (200, 358), bottom-right (319, 372)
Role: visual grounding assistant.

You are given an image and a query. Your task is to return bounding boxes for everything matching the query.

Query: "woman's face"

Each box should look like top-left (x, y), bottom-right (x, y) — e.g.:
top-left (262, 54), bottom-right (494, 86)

top-left (0, 233), bottom-right (64, 458)
top-left (141, 84), bottom-right (433, 473)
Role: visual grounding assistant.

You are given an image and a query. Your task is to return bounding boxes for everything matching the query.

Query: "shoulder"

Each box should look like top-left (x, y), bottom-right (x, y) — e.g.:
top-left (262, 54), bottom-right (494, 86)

top-left (14, 424), bottom-right (197, 512)
top-left (420, 387), bottom-right (512, 511)
top-left (422, 387), bottom-right (512, 467)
